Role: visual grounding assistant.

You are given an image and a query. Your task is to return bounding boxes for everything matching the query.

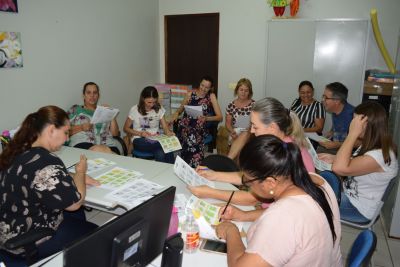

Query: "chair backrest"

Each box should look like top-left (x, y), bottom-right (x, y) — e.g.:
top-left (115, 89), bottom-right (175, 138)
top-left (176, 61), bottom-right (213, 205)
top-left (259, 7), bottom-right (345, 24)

top-left (201, 154), bottom-right (239, 172)
top-left (347, 230), bottom-right (377, 267)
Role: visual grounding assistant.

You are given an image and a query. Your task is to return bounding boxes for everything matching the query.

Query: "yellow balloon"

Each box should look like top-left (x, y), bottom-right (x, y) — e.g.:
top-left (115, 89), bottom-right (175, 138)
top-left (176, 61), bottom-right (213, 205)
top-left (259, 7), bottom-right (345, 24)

top-left (370, 9), bottom-right (396, 74)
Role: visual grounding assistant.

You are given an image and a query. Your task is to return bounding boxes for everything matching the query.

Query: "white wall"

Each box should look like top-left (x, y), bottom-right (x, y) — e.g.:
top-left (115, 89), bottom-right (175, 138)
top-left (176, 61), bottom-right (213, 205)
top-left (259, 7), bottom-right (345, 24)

top-left (0, 0), bottom-right (159, 132)
top-left (159, 0), bottom-right (400, 119)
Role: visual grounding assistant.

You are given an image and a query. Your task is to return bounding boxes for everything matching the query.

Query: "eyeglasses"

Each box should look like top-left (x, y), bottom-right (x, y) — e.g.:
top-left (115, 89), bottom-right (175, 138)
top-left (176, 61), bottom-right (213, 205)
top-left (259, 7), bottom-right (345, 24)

top-left (322, 95), bottom-right (339, 101)
top-left (241, 173), bottom-right (260, 186)
top-left (241, 173), bottom-right (276, 186)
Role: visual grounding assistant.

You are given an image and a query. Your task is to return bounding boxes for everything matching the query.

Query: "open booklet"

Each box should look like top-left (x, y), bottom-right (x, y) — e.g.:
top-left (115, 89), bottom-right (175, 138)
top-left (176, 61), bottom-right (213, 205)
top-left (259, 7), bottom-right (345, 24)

top-left (306, 138), bottom-right (332, 171)
top-left (184, 105), bottom-right (203, 118)
top-left (173, 156), bottom-right (215, 187)
top-left (90, 105), bottom-right (119, 124)
top-left (186, 195), bottom-right (243, 241)
top-left (146, 135), bottom-right (182, 153)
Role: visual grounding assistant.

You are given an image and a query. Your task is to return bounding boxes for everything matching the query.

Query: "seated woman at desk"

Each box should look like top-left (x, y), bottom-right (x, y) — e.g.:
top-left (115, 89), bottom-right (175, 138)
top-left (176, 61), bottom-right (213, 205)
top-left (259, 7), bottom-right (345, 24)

top-left (189, 97), bottom-right (315, 206)
top-left (68, 82), bottom-right (120, 154)
top-left (123, 86), bottom-right (175, 163)
top-left (172, 76), bottom-right (222, 167)
top-left (319, 101), bottom-right (398, 223)
top-left (216, 135), bottom-right (342, 267)
top-left (0, 105), bottom-right (98, 261)
top-left (290, 80), bottom-right (325, 133)
top-left (225, 78), bottom-right (255, 159)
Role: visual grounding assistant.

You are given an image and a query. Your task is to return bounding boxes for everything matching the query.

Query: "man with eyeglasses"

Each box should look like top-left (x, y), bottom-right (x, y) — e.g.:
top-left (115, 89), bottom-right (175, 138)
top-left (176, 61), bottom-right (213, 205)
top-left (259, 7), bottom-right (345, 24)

top-left (319, 82), bottom-right (354, 153)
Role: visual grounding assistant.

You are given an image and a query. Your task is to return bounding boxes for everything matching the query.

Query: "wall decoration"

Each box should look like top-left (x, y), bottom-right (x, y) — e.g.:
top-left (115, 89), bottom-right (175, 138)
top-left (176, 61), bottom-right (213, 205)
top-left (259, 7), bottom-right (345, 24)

top-left (0, 0), bottom-right (18, 13)
top-left (267, 0), bottom-right (300, 18)
top-left (0, 32), bottom-right (23, 68)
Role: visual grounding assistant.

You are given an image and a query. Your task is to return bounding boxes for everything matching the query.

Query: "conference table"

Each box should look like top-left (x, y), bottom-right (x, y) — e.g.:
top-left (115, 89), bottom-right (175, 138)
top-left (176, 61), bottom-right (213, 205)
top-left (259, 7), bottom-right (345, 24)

top-left (34, 146), bottom-right (248, 267)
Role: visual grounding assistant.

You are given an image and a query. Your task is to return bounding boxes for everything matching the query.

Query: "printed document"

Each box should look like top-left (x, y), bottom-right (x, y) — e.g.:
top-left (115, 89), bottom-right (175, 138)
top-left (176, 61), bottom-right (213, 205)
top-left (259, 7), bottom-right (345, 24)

top-left (90, 106), bottom-right (119, 124)
top-left (173, 156), bottom-right (215, 187)
top-left (184, 105), bottom-right (203, 118)
top-left (146, 135), bottom-right (182, 153)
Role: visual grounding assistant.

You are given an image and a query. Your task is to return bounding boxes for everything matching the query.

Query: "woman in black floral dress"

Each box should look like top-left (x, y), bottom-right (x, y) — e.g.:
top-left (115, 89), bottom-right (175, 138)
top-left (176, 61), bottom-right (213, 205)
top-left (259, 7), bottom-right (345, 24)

top-left (0, 106), bottom-right (98, 262)
top-left (172, 76), bottom-right (222, 167)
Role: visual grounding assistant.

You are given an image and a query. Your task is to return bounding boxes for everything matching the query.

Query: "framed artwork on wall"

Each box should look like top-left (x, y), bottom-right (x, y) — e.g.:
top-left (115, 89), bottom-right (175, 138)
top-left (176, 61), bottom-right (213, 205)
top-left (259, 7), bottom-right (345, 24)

top-left (0, 0), bottom-right (18, 13)
top-left (0, 32), bottom-right (23, 68)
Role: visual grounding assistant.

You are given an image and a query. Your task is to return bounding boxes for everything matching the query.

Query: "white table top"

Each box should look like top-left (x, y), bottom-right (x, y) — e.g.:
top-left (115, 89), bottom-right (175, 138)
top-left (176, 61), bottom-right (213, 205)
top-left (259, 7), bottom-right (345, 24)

top-left (36, 146), bottom-right (243, 267)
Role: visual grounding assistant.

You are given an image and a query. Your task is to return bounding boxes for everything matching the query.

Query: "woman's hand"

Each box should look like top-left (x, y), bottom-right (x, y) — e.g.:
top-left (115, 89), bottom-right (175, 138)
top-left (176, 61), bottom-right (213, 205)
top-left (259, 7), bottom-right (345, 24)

top-left (196, 166), bottom-right (217, 181)
top-left (348, 114), bottom-right (368, 138)
top-left (141, 131), bottom-right (152, 138)
top-left (230, 130), bottom-right (238, 140)
top-left (81, 123), bottom-right (92, 132)
top-left (85, 174), bottom-right (101, 186)
top-left (318, 153), bottom-right (336, 164)
top-left (188, 185), bottom-right (214, 198)
top-left (216, 221), bottom-right (239, 240)
top-left (318, 140), bottom-right (339, 149)
top-left (165, 130), bottom-right (175, 137)
top-left (219, 205), bottom-right (244, 221)
top-left (75, 155), bottom-right (88, 174)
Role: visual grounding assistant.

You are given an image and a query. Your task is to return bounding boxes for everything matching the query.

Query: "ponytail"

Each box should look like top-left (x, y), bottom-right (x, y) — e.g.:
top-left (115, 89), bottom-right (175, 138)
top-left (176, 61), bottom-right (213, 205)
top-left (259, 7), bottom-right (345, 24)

top-left (0, 106), bottom-right (68, 170)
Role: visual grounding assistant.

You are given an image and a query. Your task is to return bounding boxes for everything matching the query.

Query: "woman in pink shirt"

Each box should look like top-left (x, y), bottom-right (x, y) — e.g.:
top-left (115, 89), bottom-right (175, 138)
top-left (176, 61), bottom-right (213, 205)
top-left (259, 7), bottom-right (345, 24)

top-left (189, 97), bottom-right (315, 206)
top-left (216, 135), bottom-right (342, 267)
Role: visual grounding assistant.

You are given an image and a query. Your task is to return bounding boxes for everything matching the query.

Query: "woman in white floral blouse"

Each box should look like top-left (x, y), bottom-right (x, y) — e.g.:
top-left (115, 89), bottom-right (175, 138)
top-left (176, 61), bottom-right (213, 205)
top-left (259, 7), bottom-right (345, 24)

top-left (0, 105), bottom-right (98, 263)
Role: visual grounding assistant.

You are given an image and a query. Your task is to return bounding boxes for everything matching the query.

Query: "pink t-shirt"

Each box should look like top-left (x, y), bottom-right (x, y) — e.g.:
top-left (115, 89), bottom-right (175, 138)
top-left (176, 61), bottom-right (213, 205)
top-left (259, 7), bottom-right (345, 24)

top-left (283, 136), bottom-right (315, 173)
top-left (247, 174), bottom-right (342, 267)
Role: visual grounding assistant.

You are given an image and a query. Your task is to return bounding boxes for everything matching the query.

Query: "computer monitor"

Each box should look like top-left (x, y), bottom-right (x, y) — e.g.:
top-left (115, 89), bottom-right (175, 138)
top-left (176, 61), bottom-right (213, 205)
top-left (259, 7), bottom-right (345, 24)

top-left (63, 186), bottom-right (176, 267)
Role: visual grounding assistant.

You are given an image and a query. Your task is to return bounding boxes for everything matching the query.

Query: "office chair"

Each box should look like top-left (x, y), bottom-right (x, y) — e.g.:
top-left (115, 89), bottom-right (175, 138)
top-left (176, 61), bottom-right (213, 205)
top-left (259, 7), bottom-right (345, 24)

top-left (112, 135), bottom-right (128, 156)
top-left (347, 230), bottom-right (377, 267)
top-left (201, 154), bottom-right (239, 172)
top-left (0, 228), bottom-right (55, 267)
top-left (341, 177), bottom-right (396, 230)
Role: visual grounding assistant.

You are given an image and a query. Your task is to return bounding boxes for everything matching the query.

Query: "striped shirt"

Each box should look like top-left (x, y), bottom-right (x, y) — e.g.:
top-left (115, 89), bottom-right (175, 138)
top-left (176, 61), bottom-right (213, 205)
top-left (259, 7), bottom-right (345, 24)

top-left (290, 99), bottom-right (325, 129)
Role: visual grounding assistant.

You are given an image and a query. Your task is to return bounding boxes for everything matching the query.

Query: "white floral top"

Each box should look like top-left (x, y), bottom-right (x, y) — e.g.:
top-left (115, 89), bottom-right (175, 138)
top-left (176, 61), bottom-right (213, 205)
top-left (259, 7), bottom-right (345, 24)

top-left (0, 147), bottom-right (81, 253)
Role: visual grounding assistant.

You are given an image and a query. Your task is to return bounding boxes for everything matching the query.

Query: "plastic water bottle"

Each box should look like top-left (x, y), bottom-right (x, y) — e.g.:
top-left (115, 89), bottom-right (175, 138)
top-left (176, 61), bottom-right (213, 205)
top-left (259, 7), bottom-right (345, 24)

top-left (167, 206), bottom-right (179, 238)
top-left (182, 210), bottom-right (199, 253)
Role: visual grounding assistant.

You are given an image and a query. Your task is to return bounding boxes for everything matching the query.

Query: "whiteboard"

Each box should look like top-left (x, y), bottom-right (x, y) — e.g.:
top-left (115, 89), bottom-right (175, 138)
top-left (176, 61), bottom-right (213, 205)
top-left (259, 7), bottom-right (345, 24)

top-left (265, 19), bottom-right (369, 132)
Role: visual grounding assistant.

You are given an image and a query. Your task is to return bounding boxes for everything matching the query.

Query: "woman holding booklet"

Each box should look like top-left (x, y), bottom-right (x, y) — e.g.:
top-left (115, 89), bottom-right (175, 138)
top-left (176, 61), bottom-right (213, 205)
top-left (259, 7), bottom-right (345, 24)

top-left (215, 135), bottom-right (342, 267)
top-left (172, 76), bottom-right (222, 168)
top-left (0, 106), bottom-right (98, 263)
top-left (123, 86), bottom-right (175, 163)
top-left (225, 78), bottom-right (255, 147)
top-left (67, 82), bottom-right (120, 154)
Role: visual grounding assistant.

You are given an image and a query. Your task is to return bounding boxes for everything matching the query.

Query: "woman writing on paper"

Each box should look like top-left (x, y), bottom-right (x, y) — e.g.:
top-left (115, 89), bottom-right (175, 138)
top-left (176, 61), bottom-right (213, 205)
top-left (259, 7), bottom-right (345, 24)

top-left (0, 106), bottom-right (98, 262)
top-left (68, 82), bottom-right (120, 154)
top-left (225, 78), bottom-right (255, 158)
top-left (189, 97), bottom-right (315, 206)
top-left (216, 135), bottom-right (342, 267)
top-left (172, 76), bottom-right (223, 167)
top-left (123, 86), bottom-right (175, 163)
top-left (319, 101), bottom-right (398, 223)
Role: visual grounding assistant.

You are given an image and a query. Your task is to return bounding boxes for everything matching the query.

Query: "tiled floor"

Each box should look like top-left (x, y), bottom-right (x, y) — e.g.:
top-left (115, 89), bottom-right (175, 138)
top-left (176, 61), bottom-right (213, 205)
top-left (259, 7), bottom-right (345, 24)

top-left (85, 208), bottom-right (399, 266)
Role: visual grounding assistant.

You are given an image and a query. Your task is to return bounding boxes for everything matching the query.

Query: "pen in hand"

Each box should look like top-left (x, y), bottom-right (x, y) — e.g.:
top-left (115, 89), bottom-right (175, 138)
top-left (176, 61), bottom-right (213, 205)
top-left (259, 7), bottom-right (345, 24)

top-left (219, 191), bottom-right (235, 222)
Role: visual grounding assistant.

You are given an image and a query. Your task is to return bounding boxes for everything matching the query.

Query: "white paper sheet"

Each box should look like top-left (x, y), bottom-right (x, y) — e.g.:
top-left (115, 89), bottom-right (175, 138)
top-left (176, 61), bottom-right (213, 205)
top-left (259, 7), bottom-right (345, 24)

top-left (105, 178), bottom-right (165, 209)
top-left (67, 157), bottom-right (116, 175)
top-left (186, 195), bottom-right (221, 225)
top-left (235, 115), bottom-right (250, 129)
top-left (305, 132), bottom-right (330, 143)
top-left (184, 105), bottom-right (203, 118)
top-left (306, 138), bottom-right (332, 171)
top-left (173, 156), bottom-right (215, 187)
top-left (90, 106), bottom-right (119, 124)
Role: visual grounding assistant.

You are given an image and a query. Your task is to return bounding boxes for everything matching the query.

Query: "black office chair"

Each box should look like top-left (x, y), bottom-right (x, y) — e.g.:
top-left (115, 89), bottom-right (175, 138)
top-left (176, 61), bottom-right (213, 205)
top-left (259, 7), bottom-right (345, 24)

top-left (201, 154), bottom-right (239, 172)
top-left (0, 228), bottom-right (55, 267)
top-left (112, 135), bottom-right (128, 156)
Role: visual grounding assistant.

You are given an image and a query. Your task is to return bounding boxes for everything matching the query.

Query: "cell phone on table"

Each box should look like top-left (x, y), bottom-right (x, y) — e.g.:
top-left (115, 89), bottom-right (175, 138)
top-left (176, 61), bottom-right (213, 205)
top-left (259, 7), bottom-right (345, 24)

top-left (200, 239), bottom-right (227, 254)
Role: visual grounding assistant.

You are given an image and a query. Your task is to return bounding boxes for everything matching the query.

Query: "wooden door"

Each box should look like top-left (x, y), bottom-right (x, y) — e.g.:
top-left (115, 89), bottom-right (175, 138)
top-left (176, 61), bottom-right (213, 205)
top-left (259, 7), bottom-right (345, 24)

top-left (165, 13), bottom-right (219, 94)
